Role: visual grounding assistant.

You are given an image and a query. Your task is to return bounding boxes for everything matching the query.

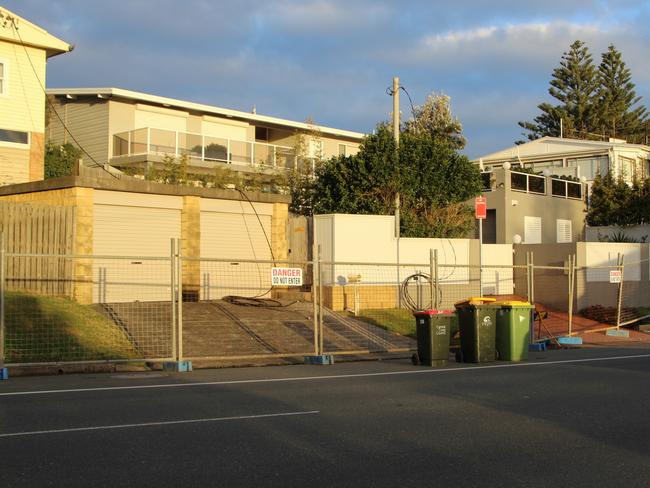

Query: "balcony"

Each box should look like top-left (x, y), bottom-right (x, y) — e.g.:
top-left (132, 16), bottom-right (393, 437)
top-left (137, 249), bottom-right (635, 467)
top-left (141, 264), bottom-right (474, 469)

top-left (112, 128), bottom-right (299, 170)
top-left (510, 171), bottom-right (546, 195)
top-left (551, 177), bottom-right (583, 200)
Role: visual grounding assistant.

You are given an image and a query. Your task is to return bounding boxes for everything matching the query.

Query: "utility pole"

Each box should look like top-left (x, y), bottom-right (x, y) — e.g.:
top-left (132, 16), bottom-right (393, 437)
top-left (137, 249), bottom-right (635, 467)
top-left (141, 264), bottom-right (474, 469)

top-left (392, 77), bottom-right (400, 145)
top-left (392, 76), bottom-right (401, 306)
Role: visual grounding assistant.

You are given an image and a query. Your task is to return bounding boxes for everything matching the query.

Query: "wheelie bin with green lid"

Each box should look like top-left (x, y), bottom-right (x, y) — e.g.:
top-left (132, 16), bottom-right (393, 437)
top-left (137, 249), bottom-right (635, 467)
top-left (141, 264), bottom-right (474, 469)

top-left (412, 310), bottom-right (454, 366)
top-left (454, 297), bottom-right (499, 363)
top-left (495, 301), bottom-right (534, 361)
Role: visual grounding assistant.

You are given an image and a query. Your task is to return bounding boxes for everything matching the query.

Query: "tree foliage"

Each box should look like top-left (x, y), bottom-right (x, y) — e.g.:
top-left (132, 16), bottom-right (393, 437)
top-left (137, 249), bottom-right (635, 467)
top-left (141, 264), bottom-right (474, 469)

top-left (596, 44), bottom-right (648, 139)
top-left (306, 124), bottom-right (481, 237)
top-left (44, 143), bottom-right (83, 179)
top-left (587, 172), bottom-right (650, 226)
top-left (403, 92), bottom-right (466, 150)
top-left (519, 41), bottom-right (648, 143)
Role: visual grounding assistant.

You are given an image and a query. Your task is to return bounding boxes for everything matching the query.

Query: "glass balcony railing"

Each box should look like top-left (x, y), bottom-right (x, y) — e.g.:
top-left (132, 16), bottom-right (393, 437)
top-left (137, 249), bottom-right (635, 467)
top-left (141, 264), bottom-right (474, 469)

top-left (510, 171), bottom-right (546, 195)
top-left (112, 128), bottom-right (298, 170)
top-left (551, 178), bottom-right (583, 200)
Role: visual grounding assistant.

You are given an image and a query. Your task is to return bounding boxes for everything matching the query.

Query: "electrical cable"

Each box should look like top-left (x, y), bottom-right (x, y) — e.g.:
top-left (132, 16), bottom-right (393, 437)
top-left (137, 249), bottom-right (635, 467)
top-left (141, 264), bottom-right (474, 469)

top-left (400, 272), bottom-right (443, 311)
top-left (9, 17), bottom-right (118, 179)
top-left (222, 295), bottom-right (299, 308)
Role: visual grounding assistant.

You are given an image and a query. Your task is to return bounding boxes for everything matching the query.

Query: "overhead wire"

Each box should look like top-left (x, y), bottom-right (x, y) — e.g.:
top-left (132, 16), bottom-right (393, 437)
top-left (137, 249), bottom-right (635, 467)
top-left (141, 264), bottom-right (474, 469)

top-left (9, 17), bottom-right (118, 179)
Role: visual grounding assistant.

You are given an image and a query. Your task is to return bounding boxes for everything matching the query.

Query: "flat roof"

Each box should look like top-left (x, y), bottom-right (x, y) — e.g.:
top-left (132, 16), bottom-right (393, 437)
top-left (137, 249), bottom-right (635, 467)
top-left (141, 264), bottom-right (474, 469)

top-left (0, 175), bottom-right (291, 205)
top-left (47, 87), bottom-right (366, 141)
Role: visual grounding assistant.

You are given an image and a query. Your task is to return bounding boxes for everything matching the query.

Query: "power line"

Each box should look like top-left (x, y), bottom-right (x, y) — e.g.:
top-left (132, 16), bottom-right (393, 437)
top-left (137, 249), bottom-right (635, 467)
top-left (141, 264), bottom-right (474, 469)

top-left (9, 17), bottom-right (118, 179)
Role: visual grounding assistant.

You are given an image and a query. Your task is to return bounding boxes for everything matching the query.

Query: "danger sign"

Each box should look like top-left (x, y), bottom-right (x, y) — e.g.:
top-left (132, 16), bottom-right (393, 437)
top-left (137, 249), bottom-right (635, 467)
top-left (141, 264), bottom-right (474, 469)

top-left (271, 267), bottom-right (303, 286)
top-left (609, 270), bottom-right (622, 284)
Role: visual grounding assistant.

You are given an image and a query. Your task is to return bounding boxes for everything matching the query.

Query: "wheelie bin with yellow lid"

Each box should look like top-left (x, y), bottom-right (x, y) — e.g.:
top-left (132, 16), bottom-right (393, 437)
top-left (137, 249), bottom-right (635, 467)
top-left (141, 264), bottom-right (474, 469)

top-left (454, 297), bottom-right (499, 363)
top-left (495, 300), bottom-right (534, 361)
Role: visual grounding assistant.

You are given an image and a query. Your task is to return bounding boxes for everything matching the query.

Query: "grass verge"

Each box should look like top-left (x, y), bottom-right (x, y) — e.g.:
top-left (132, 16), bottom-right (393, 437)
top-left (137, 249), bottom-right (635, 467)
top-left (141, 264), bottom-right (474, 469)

top-left (353, 308), bottom-right (416, 338)
top-left (5, 291), bottom-right (139, 363)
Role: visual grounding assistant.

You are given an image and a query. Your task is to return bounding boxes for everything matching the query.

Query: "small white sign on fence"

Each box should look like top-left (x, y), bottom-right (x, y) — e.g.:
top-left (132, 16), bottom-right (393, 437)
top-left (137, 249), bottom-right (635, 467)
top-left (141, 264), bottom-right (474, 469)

top-left (271, 267), bottom-right (303, 286)
top-left (609, 270), bottom-right (622, 284)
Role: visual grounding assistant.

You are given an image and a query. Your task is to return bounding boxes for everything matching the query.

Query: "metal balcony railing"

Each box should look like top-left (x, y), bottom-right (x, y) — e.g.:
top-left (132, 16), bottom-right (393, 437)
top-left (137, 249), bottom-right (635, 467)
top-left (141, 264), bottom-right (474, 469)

top-left (510, 171), bottom-right (546, 195)
top-left (112, 127), bottom-right (299, 170)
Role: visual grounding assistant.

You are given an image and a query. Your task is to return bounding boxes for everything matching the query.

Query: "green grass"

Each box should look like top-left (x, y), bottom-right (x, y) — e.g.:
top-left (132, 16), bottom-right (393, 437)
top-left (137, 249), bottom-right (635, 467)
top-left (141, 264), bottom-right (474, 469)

top-left (5, 291), bottom-right (139, 363)
top-left (353, 308), bottom-right (417, 338)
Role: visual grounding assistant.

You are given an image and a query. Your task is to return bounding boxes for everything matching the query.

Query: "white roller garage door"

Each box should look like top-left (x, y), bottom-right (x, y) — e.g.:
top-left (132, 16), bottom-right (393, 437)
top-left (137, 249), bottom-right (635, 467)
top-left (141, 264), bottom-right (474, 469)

top-left (200, 200), bottom-right (273, 299)
top-left (93, 191), bottom-right (181, 303)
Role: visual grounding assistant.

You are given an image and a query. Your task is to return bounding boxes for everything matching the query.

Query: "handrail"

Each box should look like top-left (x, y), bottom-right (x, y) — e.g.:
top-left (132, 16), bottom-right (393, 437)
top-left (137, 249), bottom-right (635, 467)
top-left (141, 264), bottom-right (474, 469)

top-left (112, 126), bottom-right (296, 168)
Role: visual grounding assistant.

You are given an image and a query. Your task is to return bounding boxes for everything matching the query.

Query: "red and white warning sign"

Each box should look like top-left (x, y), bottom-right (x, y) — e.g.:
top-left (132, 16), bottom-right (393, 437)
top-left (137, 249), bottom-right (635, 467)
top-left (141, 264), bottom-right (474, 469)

top-left (609, 270), bottom-right (622, 284)
top-left (271, 267), bottom-right (303, 286)
top-left (475, 196), bottom-right (487, 220)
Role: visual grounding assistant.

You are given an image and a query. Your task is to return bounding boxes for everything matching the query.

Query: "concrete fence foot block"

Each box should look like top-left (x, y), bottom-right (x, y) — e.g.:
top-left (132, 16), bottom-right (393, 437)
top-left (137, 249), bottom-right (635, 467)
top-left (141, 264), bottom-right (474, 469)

top-left (304, 355), bottom-right (334, 365)
top-left (557, 336), bottom-right (583, 345)
top-left (605, 329), bottom-right (630, 338)
top-left (163, 361), bottom-right (193, 372)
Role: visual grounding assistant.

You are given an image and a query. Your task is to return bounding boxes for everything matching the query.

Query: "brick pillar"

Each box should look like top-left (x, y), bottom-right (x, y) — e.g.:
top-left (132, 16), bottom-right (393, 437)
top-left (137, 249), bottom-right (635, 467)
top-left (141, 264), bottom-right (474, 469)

top-left (73, 187), bottom-right (94, 304)
top-left (181, 196), bottom-right (201, 301)
top-left (29, 132), bottom-right (45, 182)
top-left (272, 203), bottom-right (289, 261)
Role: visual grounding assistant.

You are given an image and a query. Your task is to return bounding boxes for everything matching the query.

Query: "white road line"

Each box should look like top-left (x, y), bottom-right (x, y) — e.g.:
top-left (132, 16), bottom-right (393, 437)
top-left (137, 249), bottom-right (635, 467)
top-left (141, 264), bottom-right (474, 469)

top-left (1, 353), bottom-right (649, 397)
top-left (0, 410), bottom-right (320, 439)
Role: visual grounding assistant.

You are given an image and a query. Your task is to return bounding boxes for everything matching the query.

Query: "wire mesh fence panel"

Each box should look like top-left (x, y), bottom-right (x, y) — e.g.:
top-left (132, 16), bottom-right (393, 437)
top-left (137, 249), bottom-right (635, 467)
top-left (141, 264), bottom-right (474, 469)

top-left (181, 258), bottom-right (317, 360)
top-left (618, 259), bottom-right (650, 327)
top-left (576, 258), bottom-right (650, 328)
top-left (575, 264), bottom-right (622, 326)
top-left (4, 254), bottom-right (174, 364)
top-left (318, 262), bottom-right (429, 355)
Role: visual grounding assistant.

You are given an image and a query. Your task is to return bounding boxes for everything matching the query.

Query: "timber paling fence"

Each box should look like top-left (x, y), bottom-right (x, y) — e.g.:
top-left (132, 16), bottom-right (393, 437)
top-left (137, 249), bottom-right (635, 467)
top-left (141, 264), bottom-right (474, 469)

top-left (0, 240), bottom-right (646, 368)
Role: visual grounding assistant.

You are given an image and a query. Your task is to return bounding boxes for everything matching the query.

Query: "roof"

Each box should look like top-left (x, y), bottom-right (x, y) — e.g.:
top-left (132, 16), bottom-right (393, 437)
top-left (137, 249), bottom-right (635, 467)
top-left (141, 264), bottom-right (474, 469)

top-left (0, 7), bottom-right (72, 58)
top-left (46, 87), bottom-right (366, 141)
top-left (474, 136), bottom-right (650, 164)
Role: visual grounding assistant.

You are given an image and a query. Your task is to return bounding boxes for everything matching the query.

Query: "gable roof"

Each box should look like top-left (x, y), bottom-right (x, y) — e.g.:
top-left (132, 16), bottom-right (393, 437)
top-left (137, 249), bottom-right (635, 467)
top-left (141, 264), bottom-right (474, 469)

top-left (47, 87), bottom-right (366, 141)
top-left (474, 137), bottom-right (650, 164)
top-left (0, 6), bottom-right (72, 58)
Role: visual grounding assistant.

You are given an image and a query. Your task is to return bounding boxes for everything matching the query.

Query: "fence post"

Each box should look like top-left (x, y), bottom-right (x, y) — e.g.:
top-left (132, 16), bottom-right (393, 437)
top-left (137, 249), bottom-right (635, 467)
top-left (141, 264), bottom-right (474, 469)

top-left (0, 232), bottom-right (5, 370)
top-left (312, 243), bottom-right (319, 355)
top-left (567, 254), bottom-right (574, 336)
top-left (318, 245), bottom-right (324, 355)
top-left (616, 253), bottom-right (625, 330)
top-left (170, 238), bottom-right (177, 360)
top-left (176, 238), bottom-right (183, 361)
top-left (530, 252), bottom-right (535, 304)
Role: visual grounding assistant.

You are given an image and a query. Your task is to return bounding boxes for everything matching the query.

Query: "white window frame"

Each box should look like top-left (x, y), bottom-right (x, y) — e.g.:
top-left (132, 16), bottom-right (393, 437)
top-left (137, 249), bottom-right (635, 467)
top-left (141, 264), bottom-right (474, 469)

top-left (0, 58), bottom-right (7, 97)
top-left (556, 219), bottom-right (572, 243)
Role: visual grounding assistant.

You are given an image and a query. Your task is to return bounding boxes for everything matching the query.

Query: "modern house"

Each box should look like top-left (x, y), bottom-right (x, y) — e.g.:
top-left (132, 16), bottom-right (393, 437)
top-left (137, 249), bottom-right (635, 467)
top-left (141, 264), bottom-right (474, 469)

top-left (475, 137), bottom-right (650, 186)
top-left (0, 6), bottom-right (72, 184)
top-left (476, 166), bottom-right (586, 245)
top-left (45, 87), bottom-right (365, 181)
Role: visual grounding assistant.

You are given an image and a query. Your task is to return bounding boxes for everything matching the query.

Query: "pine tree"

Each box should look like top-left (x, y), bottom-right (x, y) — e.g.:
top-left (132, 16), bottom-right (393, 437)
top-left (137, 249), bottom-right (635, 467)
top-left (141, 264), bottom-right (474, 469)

top-left (595, 44), bottom-right (647, 141)
top-left (518, 40), bottom-right (598, 141)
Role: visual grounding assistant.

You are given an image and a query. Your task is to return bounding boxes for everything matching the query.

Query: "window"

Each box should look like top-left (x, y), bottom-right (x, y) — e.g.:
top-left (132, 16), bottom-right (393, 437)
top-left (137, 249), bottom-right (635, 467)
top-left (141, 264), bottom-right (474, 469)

top-left (556, 219), bottom-right (572, 243)
top-left (524, 216), bottom-right (542, 244)
top-left (567, 156), bottom-right (609, 180)
top-left (0, 129), bottom-right (28, 145)
top-left (0, 61), bottom-right (4, 95)
top-left (255, 126), bottom-right (269, 142)
top-left (338, 144), bottom-right (360, 157)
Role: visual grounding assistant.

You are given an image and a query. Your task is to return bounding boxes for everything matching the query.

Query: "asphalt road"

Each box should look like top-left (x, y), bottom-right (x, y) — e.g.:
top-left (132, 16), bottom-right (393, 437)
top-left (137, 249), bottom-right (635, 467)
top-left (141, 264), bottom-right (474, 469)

top-left (1, 348), bottom-right (650, 488)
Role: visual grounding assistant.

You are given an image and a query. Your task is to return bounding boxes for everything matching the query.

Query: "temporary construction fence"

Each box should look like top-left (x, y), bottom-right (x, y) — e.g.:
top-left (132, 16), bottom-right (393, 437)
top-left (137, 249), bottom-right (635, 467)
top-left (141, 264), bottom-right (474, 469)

top-left (0, 238), bottom-right (647, 369)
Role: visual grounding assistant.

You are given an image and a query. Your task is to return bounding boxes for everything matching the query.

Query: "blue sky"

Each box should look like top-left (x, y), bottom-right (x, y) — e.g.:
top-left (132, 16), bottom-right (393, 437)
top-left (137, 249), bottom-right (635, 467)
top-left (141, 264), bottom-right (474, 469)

top-left (5, 0), bottom-right (650, 158)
